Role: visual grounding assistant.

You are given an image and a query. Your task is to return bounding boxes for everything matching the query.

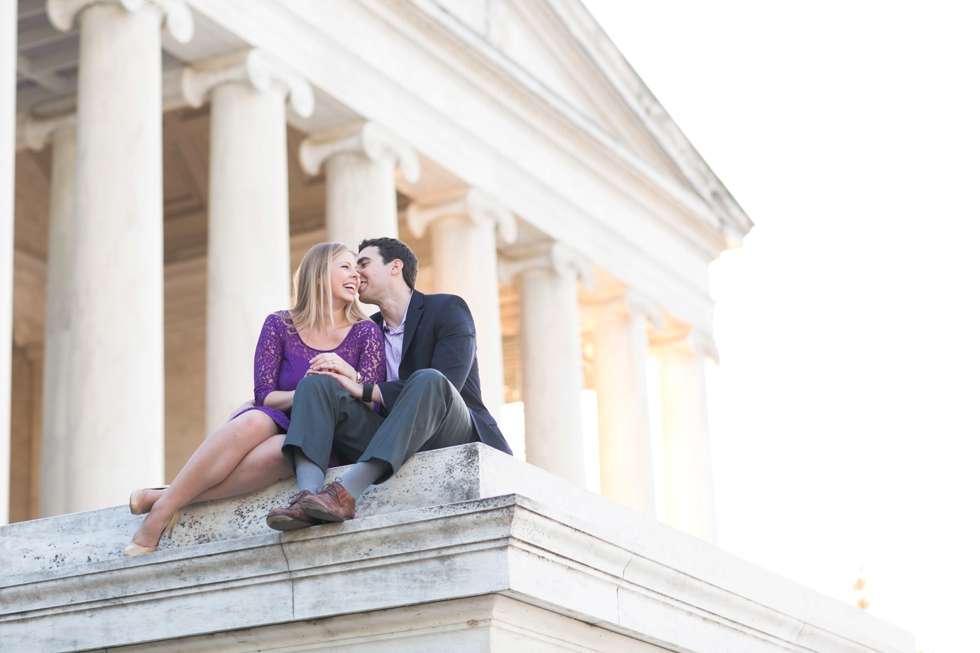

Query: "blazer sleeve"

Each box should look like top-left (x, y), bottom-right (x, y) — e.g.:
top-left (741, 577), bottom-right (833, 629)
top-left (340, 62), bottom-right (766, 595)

top-left (376, 296), bottom-right (476, 409)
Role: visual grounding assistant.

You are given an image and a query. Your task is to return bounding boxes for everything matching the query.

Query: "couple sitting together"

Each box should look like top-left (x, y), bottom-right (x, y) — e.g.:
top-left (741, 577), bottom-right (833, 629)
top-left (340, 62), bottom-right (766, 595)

top-left (125, 237), bottom-right (512, 556)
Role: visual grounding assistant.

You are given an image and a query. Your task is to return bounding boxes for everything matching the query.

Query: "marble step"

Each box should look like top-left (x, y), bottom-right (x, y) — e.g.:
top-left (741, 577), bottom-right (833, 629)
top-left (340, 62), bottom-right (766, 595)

top-left (1, 442), bottom-right (661, 579)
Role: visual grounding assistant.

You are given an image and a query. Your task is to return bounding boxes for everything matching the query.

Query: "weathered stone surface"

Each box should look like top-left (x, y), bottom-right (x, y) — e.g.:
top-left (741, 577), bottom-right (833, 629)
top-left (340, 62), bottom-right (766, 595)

top-left (0, 444), bottom-right (914, 653)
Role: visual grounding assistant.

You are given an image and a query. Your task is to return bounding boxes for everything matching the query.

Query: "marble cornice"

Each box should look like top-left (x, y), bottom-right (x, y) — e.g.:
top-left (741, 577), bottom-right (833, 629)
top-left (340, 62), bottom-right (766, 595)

top-left (358, 0), bottom-right (732, 259)
top-left (1, 494), bottom-right (907, 653)
top-left (179, 0), bottom-right (720, 334)
top-left (544, 0), bottom-right (754, 241)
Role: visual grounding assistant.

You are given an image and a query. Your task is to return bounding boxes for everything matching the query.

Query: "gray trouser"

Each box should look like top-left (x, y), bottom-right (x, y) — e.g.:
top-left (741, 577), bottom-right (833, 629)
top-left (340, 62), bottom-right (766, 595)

top-left (282, 369), bottom-right (478, 478)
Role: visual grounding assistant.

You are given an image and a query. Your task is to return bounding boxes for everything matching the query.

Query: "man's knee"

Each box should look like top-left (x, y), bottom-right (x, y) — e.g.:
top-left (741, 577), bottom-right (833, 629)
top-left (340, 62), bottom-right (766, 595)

top-left (406, 368), bottom-right (449, 389)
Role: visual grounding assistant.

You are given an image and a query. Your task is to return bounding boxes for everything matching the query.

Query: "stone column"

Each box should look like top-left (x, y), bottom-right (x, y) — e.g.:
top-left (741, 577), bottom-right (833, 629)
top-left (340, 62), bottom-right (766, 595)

top-left (22, 112), bottom-right (77, 517)
top-left (500, 244), bottom-right (593, 487)
top-left (593, 292), bottom-right (663, 517)
top-left (182, 49), bottom-right (313, 434)
top-left (654, 333), bottom-right (719, 544)
top-left (47, 0), bottom-right (194, 513)
top-left (299, 122), bottom-right (419, 248)
top-left (0, 0), bottom-right (16, 525)
top-left (406, 189), bottom-right (517, 420)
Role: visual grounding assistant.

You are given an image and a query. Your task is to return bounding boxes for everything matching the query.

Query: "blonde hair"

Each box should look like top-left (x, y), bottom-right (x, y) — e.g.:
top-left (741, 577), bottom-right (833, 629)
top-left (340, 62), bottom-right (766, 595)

top-left (288, 243), bottom-right (369, 333)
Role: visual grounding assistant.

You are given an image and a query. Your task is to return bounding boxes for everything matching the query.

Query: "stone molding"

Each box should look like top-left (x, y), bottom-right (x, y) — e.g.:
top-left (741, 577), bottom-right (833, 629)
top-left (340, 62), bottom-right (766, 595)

top-left (298, 121), bottom-right (421, 183)
top-left (18, 110), bottom-right (76, 152)
top-left (181, 48), bottom-right (314, 118)
top-left (46, 0), bottom-right (194, 43)
top-left (405, 188), bottom-right (518, 243)
top-left (499, 242), bottom-right (595, 290)
top-left (0, 444), bottom-right (913, 653)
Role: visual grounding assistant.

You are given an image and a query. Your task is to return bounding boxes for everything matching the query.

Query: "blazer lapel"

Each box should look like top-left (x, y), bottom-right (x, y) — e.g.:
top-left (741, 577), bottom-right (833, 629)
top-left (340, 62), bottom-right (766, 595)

top-left (399, 291), bottom-right (425, 373)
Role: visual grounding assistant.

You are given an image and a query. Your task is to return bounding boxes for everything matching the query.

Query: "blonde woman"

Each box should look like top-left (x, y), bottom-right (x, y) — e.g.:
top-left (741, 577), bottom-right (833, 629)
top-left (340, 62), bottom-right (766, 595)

top-left (126, 243), bottom-right (385, 555)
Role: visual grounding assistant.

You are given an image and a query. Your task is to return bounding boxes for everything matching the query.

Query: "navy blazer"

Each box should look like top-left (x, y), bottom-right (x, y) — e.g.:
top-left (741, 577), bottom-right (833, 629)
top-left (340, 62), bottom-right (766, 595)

top-left (372, 291), bottom-right (512, 456)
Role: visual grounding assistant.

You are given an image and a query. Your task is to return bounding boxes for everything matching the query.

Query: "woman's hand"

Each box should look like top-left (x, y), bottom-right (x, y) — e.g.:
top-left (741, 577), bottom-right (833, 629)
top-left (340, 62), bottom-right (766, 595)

top-left (308, 352), bottom-right (357, 382)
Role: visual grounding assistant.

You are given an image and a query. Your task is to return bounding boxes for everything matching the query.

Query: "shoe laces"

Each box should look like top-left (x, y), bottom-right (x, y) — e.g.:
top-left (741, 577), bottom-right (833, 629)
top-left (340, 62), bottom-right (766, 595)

top-left (314, 478), bottom-right (345, 498)
top-left (286, 490), bottom-right (310, 505)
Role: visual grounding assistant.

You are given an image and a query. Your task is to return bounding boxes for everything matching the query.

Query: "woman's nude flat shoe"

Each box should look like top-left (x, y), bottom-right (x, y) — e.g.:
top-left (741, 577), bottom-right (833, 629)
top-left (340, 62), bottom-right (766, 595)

top-left (129, 486), bottom-right (169, 515)
top-left (123, 511), bottom-right (181, 557)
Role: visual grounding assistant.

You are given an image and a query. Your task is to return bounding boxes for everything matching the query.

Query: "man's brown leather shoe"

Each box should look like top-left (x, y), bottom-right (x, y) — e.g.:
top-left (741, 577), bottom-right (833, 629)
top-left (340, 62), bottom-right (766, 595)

top-left (266, 490), bottom-right (323, 531)
top-left (300, 480), bottom-right (355, 522)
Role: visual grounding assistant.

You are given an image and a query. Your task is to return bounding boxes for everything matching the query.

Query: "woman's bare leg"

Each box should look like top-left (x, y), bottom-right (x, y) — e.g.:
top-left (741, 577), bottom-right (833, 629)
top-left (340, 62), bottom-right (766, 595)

top-left (187, 435), bottom-right (293, 503)
top-left (137, 437), bottom-right (295, 511)
top-left (131, 411), bottom-right (279, 548)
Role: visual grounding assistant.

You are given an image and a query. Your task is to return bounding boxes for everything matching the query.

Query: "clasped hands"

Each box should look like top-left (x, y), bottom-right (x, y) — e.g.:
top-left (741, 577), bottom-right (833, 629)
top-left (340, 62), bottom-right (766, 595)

top-left (305, 352), bottom-right (367, 400)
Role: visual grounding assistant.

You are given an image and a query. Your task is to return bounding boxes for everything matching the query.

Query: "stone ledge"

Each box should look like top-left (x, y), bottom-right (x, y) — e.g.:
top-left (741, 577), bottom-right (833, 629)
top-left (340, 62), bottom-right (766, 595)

top-left (0, 444), bottom-right (914, 653)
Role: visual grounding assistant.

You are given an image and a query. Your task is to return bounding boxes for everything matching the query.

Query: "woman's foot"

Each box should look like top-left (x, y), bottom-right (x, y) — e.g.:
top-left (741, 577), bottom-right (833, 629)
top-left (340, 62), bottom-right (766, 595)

top-left (125, 510), bottom-right (180, 557)
top-left (130, 506), bottom-right (180, 550)
top-left (129, 487), bottom-right (168, 515)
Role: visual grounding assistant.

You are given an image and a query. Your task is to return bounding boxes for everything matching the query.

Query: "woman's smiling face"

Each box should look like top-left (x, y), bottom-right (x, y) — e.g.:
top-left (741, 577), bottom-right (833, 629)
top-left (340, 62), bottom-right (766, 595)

top-left (330, 250), bottom-right (360, 304)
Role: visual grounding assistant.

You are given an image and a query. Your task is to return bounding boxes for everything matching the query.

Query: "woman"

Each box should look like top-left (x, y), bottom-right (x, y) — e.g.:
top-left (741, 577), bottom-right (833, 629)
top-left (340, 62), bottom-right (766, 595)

top-left (125, 243), bottom-right (385, 556)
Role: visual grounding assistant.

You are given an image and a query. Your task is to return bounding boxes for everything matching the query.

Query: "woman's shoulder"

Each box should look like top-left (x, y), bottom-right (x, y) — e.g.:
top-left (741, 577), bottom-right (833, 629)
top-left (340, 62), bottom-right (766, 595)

top-left (262, 311), bottom-right (294, 333)
top-left (350, 318), bottom-right (382, 337)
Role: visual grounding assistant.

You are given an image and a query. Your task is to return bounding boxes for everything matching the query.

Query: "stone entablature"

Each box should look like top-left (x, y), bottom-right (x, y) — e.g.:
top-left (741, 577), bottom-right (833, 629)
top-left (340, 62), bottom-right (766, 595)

top-left (1, 444), bottom-right (912, 653)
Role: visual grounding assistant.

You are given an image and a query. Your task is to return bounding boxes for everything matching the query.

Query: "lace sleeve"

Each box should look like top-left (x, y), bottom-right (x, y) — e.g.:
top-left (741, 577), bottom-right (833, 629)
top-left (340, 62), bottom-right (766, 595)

top-left (254, 312), bottom-right (287, 406)
top-left (355, 321), bottom-right (386, 384)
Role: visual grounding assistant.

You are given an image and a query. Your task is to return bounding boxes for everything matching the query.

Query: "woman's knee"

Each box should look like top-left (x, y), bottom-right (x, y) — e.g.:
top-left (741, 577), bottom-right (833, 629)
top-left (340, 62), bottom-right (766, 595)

top-left (255, 437), bottom-right (290, 470)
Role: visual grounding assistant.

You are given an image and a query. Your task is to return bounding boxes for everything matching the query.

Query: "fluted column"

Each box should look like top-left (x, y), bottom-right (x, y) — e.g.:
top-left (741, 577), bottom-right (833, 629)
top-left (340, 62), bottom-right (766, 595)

top-left (48, 0), bottom-right (194, 513)
top-left (654, 333), bottom-right (719, 544)
top-left (22, 112), bottom-right (77, 517)
top-left (406, 189), bottom-right (517, 420)
top-left (182, 49), bottom-right (313, 434)
top-left (593, 292), bottom-right (663, 517)
top-left (500, 244), bottom-right (593, 487)
top-left (299, 121), bottom-right (419, 248)
top-left (0, 0), bottom-right (16, 525)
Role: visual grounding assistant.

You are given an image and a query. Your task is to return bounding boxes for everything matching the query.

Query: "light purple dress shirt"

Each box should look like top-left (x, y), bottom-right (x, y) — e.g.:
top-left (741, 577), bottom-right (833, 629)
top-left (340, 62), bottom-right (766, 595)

top-left (378, 292), bottom-right (413, 404)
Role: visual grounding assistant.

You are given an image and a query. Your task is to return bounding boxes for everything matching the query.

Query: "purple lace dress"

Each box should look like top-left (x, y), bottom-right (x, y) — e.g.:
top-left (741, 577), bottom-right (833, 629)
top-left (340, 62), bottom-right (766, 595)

top-left (234, 311), bottom-right (385, 442)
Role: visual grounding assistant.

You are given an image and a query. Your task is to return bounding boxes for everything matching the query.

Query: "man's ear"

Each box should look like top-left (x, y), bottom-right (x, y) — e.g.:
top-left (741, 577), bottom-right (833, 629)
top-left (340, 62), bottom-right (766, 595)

top-left (390, 259), bottom-right (403, 277)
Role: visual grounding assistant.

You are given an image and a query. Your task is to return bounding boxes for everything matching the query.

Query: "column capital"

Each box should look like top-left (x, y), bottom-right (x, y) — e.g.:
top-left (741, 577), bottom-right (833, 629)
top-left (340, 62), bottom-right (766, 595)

top-left (18, 110), bottom-right (76, 152)
top-left (405, 188), bottom-right (517, 243)
top-left (47, 0), bottom-right (194, 43)
top-left (499, 242), bottom-right (595, 290)
top-left (299, 121), bottom-right (420, 183)
top-left (584, 289), bottom-right (664, 332)
top-left (625, 290), bottom-right (665, 332)
top-left (181, 48), bottom-right (314, 118)
top-left (654, 330), bottom-right (720, 364)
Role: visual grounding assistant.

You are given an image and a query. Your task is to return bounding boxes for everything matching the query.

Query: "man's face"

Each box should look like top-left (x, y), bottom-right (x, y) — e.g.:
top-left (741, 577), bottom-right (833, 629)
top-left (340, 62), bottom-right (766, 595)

top-left (356, 246), bottom-right (395, 303)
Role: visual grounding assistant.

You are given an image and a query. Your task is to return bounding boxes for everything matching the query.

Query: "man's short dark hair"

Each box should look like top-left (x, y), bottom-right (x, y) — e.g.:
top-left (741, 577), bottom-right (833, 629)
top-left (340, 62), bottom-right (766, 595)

top-left (358, 237), bottom-right (419, 290)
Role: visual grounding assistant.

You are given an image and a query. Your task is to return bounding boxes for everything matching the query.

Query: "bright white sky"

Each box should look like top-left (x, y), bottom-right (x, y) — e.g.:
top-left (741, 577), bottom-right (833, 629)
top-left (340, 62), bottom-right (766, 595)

top-left (569, 2), bottom-right (980, 651)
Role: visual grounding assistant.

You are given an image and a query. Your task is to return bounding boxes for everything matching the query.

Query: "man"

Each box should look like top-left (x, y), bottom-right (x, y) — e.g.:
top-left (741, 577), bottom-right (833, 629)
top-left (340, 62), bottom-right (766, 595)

top-left (266, 237), bottom-right (511, 529)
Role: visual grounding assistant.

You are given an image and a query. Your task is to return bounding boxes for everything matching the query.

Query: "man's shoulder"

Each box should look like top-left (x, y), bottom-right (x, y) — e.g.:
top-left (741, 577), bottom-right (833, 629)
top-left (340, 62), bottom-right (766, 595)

top-left (421, 292), bottom-right (468, 310)
top-left (420, 293), bottom-right (472, 320)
